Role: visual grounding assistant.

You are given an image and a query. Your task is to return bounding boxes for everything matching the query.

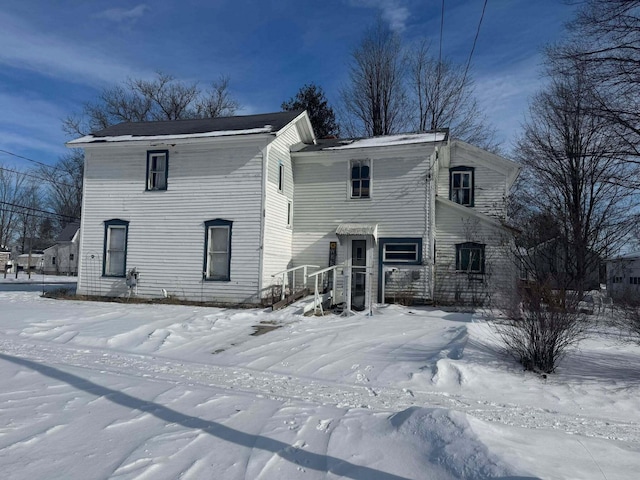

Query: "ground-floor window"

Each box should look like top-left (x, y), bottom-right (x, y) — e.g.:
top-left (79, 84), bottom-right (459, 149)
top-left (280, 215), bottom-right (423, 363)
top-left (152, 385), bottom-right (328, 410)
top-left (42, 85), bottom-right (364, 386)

top-left (103, 219), bottom-right (129, 277)
top-left (455, 242), bottom-right (485, 274)
top-left (204, 219), bottom-right (232, 281)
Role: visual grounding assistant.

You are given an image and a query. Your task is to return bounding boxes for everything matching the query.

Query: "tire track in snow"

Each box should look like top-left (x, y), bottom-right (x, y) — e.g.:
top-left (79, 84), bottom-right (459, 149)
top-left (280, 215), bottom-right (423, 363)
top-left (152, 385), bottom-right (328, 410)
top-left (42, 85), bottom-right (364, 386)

top-left (1, 337), bottom-right (638, 444)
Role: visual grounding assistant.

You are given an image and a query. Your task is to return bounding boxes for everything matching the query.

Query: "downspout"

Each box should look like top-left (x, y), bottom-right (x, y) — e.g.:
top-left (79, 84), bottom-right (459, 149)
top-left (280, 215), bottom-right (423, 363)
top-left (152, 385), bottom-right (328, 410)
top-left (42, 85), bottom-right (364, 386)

top-left (257, 142), bottom-right (271, 302)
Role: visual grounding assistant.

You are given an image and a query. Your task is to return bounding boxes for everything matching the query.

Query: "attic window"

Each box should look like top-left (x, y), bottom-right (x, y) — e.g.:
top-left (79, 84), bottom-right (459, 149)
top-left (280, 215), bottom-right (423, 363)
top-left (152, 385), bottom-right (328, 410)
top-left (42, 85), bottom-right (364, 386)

top-left (147, 150), bottom-right (168, 191)
top-left (450, 166), bottom-right (474, 206)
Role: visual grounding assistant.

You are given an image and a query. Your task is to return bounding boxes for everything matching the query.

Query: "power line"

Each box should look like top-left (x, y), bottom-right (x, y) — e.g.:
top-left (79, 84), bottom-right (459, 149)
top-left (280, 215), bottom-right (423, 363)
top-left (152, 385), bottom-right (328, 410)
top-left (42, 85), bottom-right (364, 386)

top-left (450, 0), bottom-right (488, 124)
top-left (0, 165), bottom-right (76, 190)
top-left (0, 148), bottom-right (70, 174)
top-left (0, 201), bottom-right (79, 221)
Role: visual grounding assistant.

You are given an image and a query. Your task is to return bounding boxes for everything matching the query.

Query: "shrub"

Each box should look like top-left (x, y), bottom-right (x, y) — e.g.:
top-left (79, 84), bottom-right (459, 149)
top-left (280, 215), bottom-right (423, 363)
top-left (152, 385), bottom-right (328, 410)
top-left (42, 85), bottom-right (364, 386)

top-left (494, 283), bottom-right (587, 373)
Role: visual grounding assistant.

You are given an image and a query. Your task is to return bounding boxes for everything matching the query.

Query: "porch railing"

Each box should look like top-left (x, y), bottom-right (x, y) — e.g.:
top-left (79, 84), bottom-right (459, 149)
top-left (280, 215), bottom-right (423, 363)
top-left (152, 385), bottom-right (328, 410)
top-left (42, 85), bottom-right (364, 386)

top-left (271, 264), bottom-right (319, 301)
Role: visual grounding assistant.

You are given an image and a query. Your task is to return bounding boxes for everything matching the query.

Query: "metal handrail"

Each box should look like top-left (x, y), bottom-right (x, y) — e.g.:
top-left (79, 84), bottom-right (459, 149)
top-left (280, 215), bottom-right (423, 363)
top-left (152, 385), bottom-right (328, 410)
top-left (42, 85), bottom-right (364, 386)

top-left (271, 264), bottom-right (319, 301)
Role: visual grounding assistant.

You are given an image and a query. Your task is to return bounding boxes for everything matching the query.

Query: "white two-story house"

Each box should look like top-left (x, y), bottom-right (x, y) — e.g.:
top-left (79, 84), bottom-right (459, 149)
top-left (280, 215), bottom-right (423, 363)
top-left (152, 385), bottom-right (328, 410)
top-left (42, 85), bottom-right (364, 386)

top-left (68, 110), bottom-right (519, 307)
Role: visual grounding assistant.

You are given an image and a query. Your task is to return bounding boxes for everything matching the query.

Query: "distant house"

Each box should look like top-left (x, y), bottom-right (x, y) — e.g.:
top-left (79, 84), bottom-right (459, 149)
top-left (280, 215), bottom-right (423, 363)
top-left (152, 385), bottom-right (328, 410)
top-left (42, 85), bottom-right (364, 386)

top-left (16, 253), bottom-right (44, 272)
top-left (0, 247), bottom-right (10, 272)
top-left (606, 252), bottom-right (640, 301)
top-left (67, 110), bottom-right (520, 306)
top-left (43, 222), bottom-right (80, 275)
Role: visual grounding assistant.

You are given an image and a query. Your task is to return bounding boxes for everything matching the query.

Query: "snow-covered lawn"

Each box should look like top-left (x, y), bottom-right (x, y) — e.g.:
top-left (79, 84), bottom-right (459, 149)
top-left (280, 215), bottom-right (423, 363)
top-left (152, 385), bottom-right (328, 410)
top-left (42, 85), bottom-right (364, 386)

top-left (0, 290), bottom-right (638, 479)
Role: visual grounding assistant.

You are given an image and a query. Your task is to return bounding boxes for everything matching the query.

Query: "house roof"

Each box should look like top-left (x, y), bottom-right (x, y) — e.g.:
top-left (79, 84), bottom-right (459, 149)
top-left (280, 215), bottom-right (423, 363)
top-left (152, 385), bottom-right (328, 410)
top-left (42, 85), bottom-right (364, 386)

top-left (299, 131), bottom-right (449, 152)
top-left (67, 110), bottom-right (305, 145)
top-left (57, 222), bottom-right (80, 242)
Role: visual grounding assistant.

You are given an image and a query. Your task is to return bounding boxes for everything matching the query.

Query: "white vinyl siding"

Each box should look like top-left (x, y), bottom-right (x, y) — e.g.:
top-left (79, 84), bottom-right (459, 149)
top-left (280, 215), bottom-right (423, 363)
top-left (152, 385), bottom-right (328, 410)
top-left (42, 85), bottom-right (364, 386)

top-left (261, 123), bottom-right (301, 295)
top-left (438, 142), bottom-right (509, 219)
top-left (291, 145), bottom-right (439, 303)
top-left (77, 138), bottom-right (268, 303)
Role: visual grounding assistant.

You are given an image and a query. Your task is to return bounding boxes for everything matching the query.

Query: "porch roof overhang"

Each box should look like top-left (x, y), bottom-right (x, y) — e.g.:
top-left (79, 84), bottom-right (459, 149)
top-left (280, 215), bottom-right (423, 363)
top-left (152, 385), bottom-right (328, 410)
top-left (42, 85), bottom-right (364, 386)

top-left (336, 223), bottom-right (378, 240)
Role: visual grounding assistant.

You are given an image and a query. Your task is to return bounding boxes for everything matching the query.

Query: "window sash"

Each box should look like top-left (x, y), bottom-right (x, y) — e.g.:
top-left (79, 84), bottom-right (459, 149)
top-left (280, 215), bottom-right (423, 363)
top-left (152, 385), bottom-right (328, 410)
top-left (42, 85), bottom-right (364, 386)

top-left (451, 171), bottom-right (472, 205)
top-left (351, 160), bottom-right (370, 198)
top-left (106, 226), bottom-right (126, 276)
top-left (383, 243), bottom-right (419, 262)
top-left (457, 245), bottom-right (484, 273)
top-left (207, 226), bottom-right (230, 280)
top-left (148, 153), bottom-right (167, 190)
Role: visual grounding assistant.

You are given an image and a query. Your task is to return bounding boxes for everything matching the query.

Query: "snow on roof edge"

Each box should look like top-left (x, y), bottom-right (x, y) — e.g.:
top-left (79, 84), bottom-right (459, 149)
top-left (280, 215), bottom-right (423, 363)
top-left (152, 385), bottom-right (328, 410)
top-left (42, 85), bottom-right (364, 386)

top-left (325, 132), bottom-right (447, 150)
top-left (67, 126), bottom-right (274, 145)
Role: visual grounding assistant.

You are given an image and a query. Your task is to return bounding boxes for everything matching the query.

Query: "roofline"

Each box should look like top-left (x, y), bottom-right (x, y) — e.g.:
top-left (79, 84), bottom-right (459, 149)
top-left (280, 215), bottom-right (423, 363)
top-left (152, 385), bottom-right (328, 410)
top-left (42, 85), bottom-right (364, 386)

top-left (449, 140), bottom-right (520, 187)
top-left (293, 138), bottom-right (448, 158)
top-left (66, 131), bottom-right (275, 149)
top-left (436, 197), bottom-right (518, 232)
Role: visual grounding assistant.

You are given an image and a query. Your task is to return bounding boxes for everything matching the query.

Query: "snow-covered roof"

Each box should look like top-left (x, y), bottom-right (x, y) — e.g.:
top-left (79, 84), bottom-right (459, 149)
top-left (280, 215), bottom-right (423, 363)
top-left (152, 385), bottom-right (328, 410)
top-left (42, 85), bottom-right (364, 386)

top-left (67, 111), bottom-right (304, 145)
top-left (336, 223), bottom-right (378, 239)
top-left (607, 251), bottom-right (640, 261)
top-left (328, 132), bottom-right (446, 150)
top-left (299, 131), bottom-right (448, 153)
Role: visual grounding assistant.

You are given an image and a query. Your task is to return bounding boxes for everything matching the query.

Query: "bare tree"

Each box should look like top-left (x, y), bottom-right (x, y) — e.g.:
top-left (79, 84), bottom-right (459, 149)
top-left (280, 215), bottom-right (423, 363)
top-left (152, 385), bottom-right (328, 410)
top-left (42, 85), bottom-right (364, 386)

top-left (38, 150), bottom-right (83, 230)
top-left (516, 63), bottom-right (637, 295)
top-left (408, 41), bottom-right (499, 151)
top-left (551, 1), bottom-right (640, 163)
top-left (64, 72), bottom-right (240, 136)
top-left (340, 21), bottom-right (408, 137)
top-left (0, 166), bottom-right (28, 247)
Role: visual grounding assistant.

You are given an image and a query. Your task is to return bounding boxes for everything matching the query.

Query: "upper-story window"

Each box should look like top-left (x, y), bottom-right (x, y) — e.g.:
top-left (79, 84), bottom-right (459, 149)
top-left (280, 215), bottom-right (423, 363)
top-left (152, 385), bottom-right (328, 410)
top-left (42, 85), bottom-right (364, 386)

top-left (278, 162), bottom-right (284, 193)
top-left (147, 150), bottom-right (168, 191)
top-left (351, 159), bottom-right (370, 199)
top-left (450, 166), bottom-right (474, 206)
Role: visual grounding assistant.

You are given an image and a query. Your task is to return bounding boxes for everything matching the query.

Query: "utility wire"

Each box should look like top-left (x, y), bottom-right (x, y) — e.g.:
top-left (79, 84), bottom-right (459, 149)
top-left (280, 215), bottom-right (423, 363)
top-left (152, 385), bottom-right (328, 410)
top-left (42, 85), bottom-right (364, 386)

top-left (0, 165), bottom-right (76, 190)
top-left (0, 148), bottom-right (71, 174)
top-left (450, 0), bottom-right (488, 124)
top-left (0, 201), bottom-right (79, 220)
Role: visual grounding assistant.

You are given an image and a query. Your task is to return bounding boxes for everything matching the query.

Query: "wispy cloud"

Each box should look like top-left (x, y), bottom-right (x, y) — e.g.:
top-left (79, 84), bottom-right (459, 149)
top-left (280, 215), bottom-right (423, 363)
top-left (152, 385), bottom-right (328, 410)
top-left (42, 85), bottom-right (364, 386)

top-left (94, 5), bottom-right (150, 24)
top-left (0, 12), bottom-right (153, 88)
top-left (349, 0), bottom-right (410, 32)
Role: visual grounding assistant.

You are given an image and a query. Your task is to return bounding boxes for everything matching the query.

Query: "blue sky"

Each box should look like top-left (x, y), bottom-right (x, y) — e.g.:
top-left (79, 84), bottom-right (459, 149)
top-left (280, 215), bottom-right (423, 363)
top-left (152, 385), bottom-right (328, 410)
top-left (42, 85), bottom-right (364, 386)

top-left (0, 0), bottom-right (576, 168)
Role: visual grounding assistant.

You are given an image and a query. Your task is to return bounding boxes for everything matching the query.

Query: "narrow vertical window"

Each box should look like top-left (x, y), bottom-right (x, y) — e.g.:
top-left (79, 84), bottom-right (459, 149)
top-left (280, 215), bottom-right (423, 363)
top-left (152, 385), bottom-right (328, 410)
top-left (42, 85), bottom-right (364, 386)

top-left (350, 159), bottom-right (371, 198)
top-left (147, 150), bottom-right (168, 190)
top-left (103, 219), bottom-right (129, 277)
top-left (278, 163), bottom-right (284, 193)
top-left (287, 200), bottom-right (293, 228)
top-left (450, 166), bottom-right (474, 206)
top-left (204, 219), bottom-right (232, 281)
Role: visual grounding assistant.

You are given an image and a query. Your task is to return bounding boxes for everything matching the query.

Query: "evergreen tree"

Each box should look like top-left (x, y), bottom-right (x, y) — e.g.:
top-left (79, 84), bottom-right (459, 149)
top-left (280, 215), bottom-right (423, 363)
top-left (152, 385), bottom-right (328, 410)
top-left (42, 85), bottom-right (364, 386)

top-left (282, 83), bottom-right (340, 138)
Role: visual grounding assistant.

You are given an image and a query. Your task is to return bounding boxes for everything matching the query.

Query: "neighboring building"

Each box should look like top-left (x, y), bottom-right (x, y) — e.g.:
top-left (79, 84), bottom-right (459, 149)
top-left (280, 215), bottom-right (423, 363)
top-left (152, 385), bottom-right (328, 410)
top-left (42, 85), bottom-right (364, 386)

top-left (606, 252), bottom-right (640, 301)
top-left (67, 110), bottom-right (520, 306)
top-left (16, 253), bottom-right (44, 272)
top-left (0, 247), bottom-right (10, 272)
top-left (43, 222), bottom-right (80, 275)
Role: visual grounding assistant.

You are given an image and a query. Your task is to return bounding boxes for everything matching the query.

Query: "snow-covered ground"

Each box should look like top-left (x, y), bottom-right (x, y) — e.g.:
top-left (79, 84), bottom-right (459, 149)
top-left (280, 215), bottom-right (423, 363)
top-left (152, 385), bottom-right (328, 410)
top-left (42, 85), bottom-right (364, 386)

top-left (0, 289), bottom-right (638, 479)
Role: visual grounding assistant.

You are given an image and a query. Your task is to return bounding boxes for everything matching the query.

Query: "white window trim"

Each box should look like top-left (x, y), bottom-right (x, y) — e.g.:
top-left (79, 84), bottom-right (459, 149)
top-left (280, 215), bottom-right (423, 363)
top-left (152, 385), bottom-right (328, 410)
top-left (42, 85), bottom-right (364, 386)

top-left (147, 151), bottom-right (168, 190)
top-left (105, 225), bottom-right (127, 276)
top-left (278, 162), bottom-right (285, 193)
top-left (206, 224), bottom-right (231, 281)
top-left (383, 243), bottom-right (419, 263)
top-left (286, 199), bottom-right (293, 228)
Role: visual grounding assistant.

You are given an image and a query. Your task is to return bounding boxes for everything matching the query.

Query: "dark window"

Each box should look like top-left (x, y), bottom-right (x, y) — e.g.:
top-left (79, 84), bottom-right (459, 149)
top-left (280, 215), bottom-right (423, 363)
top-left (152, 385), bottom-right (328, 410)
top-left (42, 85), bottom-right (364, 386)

top-left (278, 163), bottom-right (284, 192)
top-left (69, 253), bottom-right (75, 261)
top-left (287, 200), bottom-right (292, 228)
top-left (52, 257), bottom-right (56, 265)
top-left (450, 166), bottom-right (474, 206)
top-left (631, 277), bottom-right (640, 285)
top-left (613, 276), bottom-right (622, 284)
top-left (147, 150), bottom-right (168, 190)
top-left (204, 219), bottom-right (232, 281)
top-left (456, 242), bottom-right (485, 274)
top-left (351, 159), bottom-right (370, 198)
top-left (103, 219), bottom-right (129, 277)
